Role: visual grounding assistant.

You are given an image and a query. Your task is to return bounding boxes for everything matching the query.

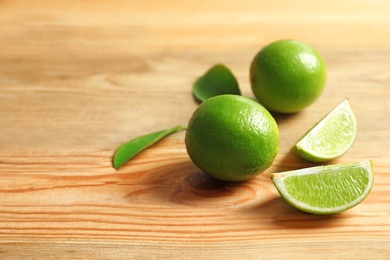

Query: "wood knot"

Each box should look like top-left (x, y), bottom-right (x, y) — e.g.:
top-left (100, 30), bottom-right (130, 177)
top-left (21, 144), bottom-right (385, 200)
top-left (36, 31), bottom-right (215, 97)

top-left (170, 172), bottom-right (256, 208)
top-left (181, 172), bottom-right (233, 198)
top-left (185, 172), bottom-right (228, 191)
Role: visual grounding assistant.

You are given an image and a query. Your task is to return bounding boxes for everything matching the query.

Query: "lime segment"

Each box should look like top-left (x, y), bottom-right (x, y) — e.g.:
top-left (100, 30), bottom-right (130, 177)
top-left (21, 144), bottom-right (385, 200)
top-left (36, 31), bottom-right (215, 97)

top-left (293, 99), bottom-right (357, 162)
top-left (271, 160), bottom-right (374, 214)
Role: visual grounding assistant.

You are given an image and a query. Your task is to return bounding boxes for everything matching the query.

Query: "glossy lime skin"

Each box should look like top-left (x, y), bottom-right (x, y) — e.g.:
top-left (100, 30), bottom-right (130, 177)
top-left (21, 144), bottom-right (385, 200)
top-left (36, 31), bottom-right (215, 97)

top-left (185, 95), bottom-right (279, 181)
top-left (250, 40), bottom-right (327, 113)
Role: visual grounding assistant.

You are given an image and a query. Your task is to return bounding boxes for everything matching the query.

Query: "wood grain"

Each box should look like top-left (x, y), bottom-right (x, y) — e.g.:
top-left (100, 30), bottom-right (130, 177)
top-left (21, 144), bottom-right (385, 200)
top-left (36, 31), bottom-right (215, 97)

top-left (1, 0), bottom-right (390, 259)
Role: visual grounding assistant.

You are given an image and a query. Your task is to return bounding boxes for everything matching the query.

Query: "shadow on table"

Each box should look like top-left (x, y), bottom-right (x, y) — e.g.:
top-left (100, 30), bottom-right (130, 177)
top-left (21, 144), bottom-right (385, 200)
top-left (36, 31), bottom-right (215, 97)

top-left (121, 153), bottom-right (343, 228)
top-left (236, 151), bottom-right (344, 229)
top-left (244, 196), bottom-right (343, 229)
top-left (121, 158), bottom-right (266, 209)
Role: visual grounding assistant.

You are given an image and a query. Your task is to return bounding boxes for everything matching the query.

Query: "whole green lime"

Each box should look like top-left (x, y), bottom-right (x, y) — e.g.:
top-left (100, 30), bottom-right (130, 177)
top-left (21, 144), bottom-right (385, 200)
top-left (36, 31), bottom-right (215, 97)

top-left (185, 95), bottom-right (279, 181)
top-left (250, 40), bottom-right (327, 113)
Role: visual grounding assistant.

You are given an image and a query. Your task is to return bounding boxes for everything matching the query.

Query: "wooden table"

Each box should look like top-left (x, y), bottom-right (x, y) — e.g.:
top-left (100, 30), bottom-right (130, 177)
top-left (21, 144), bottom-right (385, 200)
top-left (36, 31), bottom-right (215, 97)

top-left (1, 0), bottom-right (390, 259)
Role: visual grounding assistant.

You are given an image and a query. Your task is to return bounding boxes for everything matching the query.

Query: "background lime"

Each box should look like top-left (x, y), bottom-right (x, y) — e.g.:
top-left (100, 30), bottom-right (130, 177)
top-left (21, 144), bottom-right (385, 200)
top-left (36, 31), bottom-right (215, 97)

top-left (250, 39), bottom-right (327, 113)
top-left (185, 95), bottom-right (279, 181)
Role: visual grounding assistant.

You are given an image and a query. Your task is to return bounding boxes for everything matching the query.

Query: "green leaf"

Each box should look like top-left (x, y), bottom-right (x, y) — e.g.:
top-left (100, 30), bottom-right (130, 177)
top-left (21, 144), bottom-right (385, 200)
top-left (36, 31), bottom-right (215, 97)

top-left (113, 125), bottom-right (187, 169)
top-left (193, 64), bottom-right (241, 102)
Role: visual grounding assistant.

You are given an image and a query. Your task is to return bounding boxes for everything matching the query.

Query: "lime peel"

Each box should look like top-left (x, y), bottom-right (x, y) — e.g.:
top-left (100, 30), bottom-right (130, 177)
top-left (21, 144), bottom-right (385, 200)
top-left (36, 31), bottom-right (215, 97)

top-left (271, 160), bottom-right (374, 215)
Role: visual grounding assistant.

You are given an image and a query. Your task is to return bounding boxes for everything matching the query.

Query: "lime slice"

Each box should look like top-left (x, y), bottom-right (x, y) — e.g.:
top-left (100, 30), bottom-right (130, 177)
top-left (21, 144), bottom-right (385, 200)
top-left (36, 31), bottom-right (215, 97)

top-left (271, 160), bottom-right (374, 214)
top-left (293, 99), bottom-right (357, 162)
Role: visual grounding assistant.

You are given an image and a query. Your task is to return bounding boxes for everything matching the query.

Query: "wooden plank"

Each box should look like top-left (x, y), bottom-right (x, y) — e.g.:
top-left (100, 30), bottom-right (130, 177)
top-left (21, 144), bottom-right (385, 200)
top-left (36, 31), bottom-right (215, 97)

top-left (1, 0), bottom-right (390, 259)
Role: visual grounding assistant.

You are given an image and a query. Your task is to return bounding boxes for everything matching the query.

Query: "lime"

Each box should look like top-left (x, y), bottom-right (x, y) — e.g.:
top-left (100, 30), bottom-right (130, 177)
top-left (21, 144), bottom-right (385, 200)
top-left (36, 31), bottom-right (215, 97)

top-left (292, 99), bottom-right (357, 162)
top-left (185, 95), bottom-right (279, 181)
top-left (250, 39), bottom-right (326, 113)
top-left (271, 160), bottom-right (374, 214)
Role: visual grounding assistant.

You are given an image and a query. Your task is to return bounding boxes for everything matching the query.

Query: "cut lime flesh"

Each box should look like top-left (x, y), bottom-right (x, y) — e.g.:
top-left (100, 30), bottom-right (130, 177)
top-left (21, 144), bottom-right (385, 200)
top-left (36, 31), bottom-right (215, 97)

top-left (271, 160), bottom-right (374, 214)
top-left (293, 99), bottom-right (357, 162)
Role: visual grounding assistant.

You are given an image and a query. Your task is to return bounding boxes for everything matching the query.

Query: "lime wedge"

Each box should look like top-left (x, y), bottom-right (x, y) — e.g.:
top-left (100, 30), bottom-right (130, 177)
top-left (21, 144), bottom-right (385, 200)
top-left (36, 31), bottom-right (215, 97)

top-left (293, 99), bottom-right (357, 162)
top-left (271, 160), bottom-right (374, 214)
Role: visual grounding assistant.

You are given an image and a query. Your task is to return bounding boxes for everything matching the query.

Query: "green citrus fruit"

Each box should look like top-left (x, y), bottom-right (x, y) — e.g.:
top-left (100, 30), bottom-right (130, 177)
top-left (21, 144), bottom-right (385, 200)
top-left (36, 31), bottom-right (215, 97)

top-left (185, 95), bottom-right (279, 181)
top-left (250, 39), bottom-right (327, 113)
top-left (292, 99), bottom-right (357, 162)
top-left (271, 160), bottom-right (374, 214)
